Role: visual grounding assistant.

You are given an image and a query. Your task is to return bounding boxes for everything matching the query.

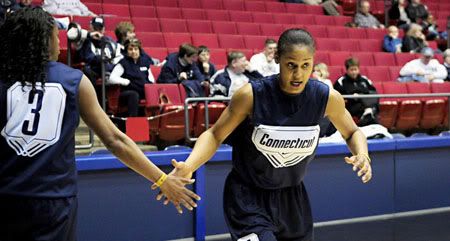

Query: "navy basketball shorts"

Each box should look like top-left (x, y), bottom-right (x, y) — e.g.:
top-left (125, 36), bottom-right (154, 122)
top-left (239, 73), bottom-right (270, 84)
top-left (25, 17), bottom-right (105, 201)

top-left (223, 171), bottom-right (313, 241)
top-left (0, 196), bottom-right (78, 241)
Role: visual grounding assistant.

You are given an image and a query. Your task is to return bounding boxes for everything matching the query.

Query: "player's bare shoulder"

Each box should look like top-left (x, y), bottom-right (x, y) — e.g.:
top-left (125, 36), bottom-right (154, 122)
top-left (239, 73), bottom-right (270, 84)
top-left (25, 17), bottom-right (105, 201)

top-left (229, 83), bottom-right (253, 117)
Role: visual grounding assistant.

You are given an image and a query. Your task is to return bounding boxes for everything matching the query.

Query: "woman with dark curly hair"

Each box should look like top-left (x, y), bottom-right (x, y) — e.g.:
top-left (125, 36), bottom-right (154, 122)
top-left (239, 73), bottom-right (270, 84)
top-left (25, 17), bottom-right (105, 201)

top-left (0, 7), bottom-right (199, 241)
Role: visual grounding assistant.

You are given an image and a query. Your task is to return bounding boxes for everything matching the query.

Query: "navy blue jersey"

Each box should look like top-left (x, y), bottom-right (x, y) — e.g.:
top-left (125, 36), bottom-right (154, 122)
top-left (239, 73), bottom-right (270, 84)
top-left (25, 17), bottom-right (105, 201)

top-left (231, 76), bottom-right (329, 189)
top-left (0, 61), bottom-right (82, 198)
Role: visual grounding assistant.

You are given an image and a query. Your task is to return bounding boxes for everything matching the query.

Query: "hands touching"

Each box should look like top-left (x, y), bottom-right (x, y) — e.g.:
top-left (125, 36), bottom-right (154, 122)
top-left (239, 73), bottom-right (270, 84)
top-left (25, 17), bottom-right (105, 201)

top-left (345, 154), bottom-right (372, 183)
top-left (151, 159), bottom-right (198, 214)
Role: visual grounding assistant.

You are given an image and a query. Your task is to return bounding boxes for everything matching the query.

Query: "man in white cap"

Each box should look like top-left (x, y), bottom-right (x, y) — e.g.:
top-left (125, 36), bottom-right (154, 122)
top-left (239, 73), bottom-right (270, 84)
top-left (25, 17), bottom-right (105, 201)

top-left (399, 47), bottom-right (447, 83)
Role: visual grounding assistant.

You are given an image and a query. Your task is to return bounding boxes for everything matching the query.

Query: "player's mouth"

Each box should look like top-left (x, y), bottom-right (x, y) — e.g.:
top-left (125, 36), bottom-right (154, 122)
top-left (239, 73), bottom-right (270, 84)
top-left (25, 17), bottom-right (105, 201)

top-left (290, 81), bottom-right (303, 87)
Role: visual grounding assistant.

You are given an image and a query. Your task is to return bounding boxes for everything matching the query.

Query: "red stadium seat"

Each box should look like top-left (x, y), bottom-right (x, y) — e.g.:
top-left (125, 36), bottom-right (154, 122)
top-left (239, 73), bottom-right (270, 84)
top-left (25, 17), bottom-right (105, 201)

top-left (223, 0), bottom-right (245, 11)
top-left (201, 0), bottom-right (224, 10)
top-left (314, 15), bottom-right (335, 25)
top-left (374, 83), bottom-right (398, 129)
top-left (366, 28), bottom-right (386, 39)
top-left (373, 52), bottom-right (396, 66)
top-left (358, 39), bottom-right (382, 52)
top-left (305, 26), bottom-right (328, 38)
top-left (133, 18), bottom-right (160, 32)
top-left (388, 66), bottom-right (402, 81)
top-left (327, 26), bottom-right (349, 38)
top-left (178, 0), bottom-right (202, 8)
top-left (144, 48), bottom-right (167, 62)
top-left (339, 39), bottom-right (360, 52)
top-left (186, 20), bottom-right (213, 33)
top-left (317, 39), bottom-right (341, 52)
top-left (237, 22), bottom-right (262, 36)
top-left (229, 11), bottom-right (253, 22)
top-left (431, 82), bottom-right (450, 127)
top-left (209, 49), bottom-right (228, 65)
top-left (107, 0), bottom-right (129, 4)
top-left (130, 6), bottom-right (156, 18)
top-left (245, 1), bottom-right (266, 12)
top-left (163, 33), bottom-right (192, 48)
top-left (383, 82), bottom-right (423, 131)
top-left (129, 0), bottom-right (154, 5)
top-left (347, 28), bottom-right (367, 39)
top-left (294, 14), bottom-right (316, 25)
top-left (212, 21), bottom-right (237, 34)
top-left (103, 4), bottom-right (130, 17)
top-left (84, 3), bottom-right (102, 15)
top-left (206, 10), bottom-right (230, 21)
top-left (218, 35), bottom-right (245, 49)
top-left (273, 13), bottom-right (296, 24)
top-left (260, 24), bottom-right (284, 36)
top-left (304, 5), bottom-right (323, 14)
top-left (154, 0), bottom-right (178, 7)
top-left (182, 8), bottom-right (206, 20)
top-left (72, 16), bottom-right (91, 29)
top-left (125, 117), bottom-right (150, 142)
top-left (139, 32), bottom-right (165, 48)
top-left (264, 2), bottom-right (287, 13)
top-left (334, 16), bottom-right (353, 26)
top-left (159, 18), bottom-right (187, 32)
top-left (328, 66), bottom-right (345, 83)
top-left (191, 33), bottom-right (220, 48)
top-left (366, 66), bottom-right (390, 82)
top-left (252, 12), bottom-right (274, 24)
top-left (351, 52), bottom-right (375, 66)
top-left (314, 51), bottom-right (330, 65)
top-left (285, 3), bottom-right (307, 14)
top-left (244, 36), bottom-right (267, 49)
top-left (156, 7), bottom-right (182, 19)
top-left (395, 53), bottom-right (417, 66)
top-left (193, 102), bottom-right (227, 137)
top-left (104, 17), bottom-right (131, 31)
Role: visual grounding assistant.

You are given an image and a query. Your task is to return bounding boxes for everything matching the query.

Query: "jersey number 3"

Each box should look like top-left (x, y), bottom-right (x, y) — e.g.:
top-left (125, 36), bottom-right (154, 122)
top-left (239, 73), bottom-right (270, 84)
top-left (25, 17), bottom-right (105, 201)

top-left (1, 82), bottom-right (67, 157)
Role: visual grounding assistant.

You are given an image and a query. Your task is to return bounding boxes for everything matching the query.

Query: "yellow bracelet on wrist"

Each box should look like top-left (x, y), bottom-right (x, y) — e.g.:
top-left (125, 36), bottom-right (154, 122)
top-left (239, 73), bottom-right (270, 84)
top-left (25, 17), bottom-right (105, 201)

top-left (358, 153), bottom-right (371, 163)
top-left (155, 173), bottom-right (168, 187)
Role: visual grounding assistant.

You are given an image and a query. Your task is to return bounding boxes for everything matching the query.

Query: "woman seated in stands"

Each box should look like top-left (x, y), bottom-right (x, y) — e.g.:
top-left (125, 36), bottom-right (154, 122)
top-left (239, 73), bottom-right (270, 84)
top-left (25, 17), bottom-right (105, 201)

top-left (312, 63), bottom-right (333, 89)
top-left (108, 38), bottom-right (155, 117)
top-left (402, 23), bottom-right (428, 53)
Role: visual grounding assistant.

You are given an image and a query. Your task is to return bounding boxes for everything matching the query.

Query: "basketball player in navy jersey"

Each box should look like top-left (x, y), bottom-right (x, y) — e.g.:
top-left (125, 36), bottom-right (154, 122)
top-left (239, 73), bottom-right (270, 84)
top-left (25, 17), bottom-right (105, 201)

top-left (0, 8), bottom-right (199, 241)
top-left (157, 29), bottom-right (373, 241)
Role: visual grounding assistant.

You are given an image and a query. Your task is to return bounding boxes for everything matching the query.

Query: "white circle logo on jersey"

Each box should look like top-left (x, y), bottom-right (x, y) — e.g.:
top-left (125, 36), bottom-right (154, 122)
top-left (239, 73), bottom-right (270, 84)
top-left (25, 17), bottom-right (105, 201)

top-left (1, 82), bottom-right (66, 157)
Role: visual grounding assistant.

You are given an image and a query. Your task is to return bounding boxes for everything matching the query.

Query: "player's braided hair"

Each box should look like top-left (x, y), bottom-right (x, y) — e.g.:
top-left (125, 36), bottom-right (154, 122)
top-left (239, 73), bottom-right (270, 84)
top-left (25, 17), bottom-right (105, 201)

top-left (277, 28), bottom-right (316, 56)
top-left (0, 7), bottom-right (54, 90)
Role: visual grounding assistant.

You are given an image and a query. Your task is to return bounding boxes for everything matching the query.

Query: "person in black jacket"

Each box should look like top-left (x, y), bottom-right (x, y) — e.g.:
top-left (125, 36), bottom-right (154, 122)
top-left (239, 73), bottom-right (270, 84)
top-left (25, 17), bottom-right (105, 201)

top-left (210, 51), bottom-right (263, 97)
top-left (157, 43), bottom-right (206, 97)
top-left (401, 23), bottom-right (427, 53)
top-left (334, 57), bottom-right (378, 126)
top-left (406, 0), bottom-right (428, 23)
top-left (108, 38), bottom-right (154, 116)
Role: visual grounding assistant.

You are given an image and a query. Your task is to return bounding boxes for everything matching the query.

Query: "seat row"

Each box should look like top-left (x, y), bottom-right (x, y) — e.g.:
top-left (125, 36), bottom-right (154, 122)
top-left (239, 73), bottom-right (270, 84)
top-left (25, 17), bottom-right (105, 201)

top-left (373, 82), bottom-right (450, 131)
top-left (85, 0), bottom-right (325, 15)
top-left (107, 83), bottom-right (226, 142)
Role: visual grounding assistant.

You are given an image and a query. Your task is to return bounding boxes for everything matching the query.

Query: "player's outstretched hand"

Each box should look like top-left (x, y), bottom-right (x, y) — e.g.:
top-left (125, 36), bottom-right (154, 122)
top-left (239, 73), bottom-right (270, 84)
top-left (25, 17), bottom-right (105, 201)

top-left (345, 154), bottom-right (372, 183)
top-left (151, 159), bottom-right (199, 214)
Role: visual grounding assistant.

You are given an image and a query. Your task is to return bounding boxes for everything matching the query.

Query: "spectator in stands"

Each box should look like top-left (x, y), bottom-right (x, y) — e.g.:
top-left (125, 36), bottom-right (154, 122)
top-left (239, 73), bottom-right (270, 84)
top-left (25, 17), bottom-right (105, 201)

top-left (354, 0), bottom-right (385, 29)
top-left (444, 49), bottom-right (450, 81)
top-left (388, 0), bottom-right (411, 29)
top-left (399, 47), bottom-right (448, 83)
top-left (42, 0), bottom-right (96, 16)
top-left (197, 45), bottom-right (216, 82)
top-left (115, 21), bottom-right (136, 50)
top-left (334, 57), bottom-right (378, 126)
top-left (421, 14), bottom-right (439, 40)
top-left (76, 17), bottom-right (117, 86)
top-left (210, 51), bottom-right (263, 97)
top-left (157, 43), bottom-right (206, 97)
top-left (108, 38), bottom-right (154, 117)
top-left (312, 63), bottom-right (333, 89)
top-left (406, 0), bottom-right (428, 23)
top-left (383, 25), bottom-right (403, 53)
top-left (401, 23), bottom-right (427, 53)
top-left (299, 0), bottom-right (340, 16)
top-left (250, 38), bottom-right (280, 77)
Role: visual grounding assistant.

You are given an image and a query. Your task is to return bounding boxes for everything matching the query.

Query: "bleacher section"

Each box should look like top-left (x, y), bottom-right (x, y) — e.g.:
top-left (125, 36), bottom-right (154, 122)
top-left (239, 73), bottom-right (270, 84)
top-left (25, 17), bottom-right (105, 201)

top-left (61, 0), bottom-right (450, 145)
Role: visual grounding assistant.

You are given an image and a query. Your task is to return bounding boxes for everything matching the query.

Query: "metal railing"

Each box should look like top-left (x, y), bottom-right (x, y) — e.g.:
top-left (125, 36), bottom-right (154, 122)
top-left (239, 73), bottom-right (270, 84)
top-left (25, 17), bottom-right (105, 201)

top-left (184, 93), bottom-right (450, 143)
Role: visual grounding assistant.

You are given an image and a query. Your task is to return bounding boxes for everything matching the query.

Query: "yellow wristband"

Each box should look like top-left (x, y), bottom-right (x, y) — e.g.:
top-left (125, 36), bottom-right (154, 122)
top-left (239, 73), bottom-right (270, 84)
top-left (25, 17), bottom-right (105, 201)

top-left (358, 153), bottom-right (371, 163)
top-left (155, 173), bottom-right (168, 187)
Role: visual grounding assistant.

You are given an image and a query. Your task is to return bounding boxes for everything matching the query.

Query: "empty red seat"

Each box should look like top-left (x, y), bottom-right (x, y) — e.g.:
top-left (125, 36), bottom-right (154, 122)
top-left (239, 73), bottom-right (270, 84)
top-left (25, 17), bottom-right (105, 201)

top-left (245, 1), bottom-right (266, 12)
top-left (178, 0), bottom-right (201, 8)
top-left (129, 0), bottom-right (154, 5)
top-left (273, 13), bottom-right (296, 24)
top-left (85, 3), bottom-right (102, 15)
top-left (314, 15), bottom-right (335, 25)
top-left (140, 32), bottom-right (165, 47)
top-left (182, 8), bottom-right (206, 20)
top-left (237, 22), bottom-right (261, 36)
top-left (244, 35), bottom-right (267, 49)
top-left (133, 18), bottom-right (160, 32)
top-left (218, 35), bottom-right (245, 49)
top-left (431, 82), bottom-right (450, 127)
top-left (383, 82), bottom-right (423, 131)
top-left (395, 53), bottom-right (417, 66)
top-left (374, 83), bottom-right (398, 128)
top-left (103, 4), bottom-right (130, 17)
top-left (252, 12), bottom-right (274, 23)
top-left (265, 2), bottom-right (286, 13)
top-left (104, 17), bottom-right (131, 31)
top-left (388, 66), bottom-right (402, 81)
top-left (191, 33), bottom-right (220, 48)
top-left (223, 0), bottom-right (245, 11)
top-left (187, 20), bottom-right (213, 33)
top-left (329, 52), bottom-right (351, 65)
top-left (209, 48), bottom-right (228, 65)
top-left (334, 16), bottom-right (353, 26)
top-left (229, 11), bottom-right (253, 22)
top-left (294, 14), bottom-right (315, 25)
top-left (212, 21), bottom-right (237, 34)
top-left (125, 117), bottom-right (150, 142)
top-left (193, 103), bottom-right (227, 137)
top-left (201, 0), bottom-right (224, 9)
top-left (358, 39), bottom-right (382, 52)
top-left (347, 28), bottom-right (367, 39)
top-left (163, 33), bottom-right (191, 48)
top-left (154, 0), bottom-right (178, 7)
top-left (339, 39), bottom-right (360, 52)
top-left (327, 26), bottom-right (349, 38)
top-left (260, 24), bottom-right (284, 36)
top-left (206, 10), bottom-right (230, 21)
top-left (160, 18), bottom-right (187, 33)
top-left (315, 51), bottom-right (330, 65)
top-left (305, 26), bottom-right (328, 38)
top-left (318, 39), bottom-right (341, 52)
top-left (328, 66), bottom-right (345, 83)
top-left (285, 3), bottom-right (307, 14)
top-left (373, 52), bottom-right (396, 66)
top-left (366, 66), bottom-right (390, 82)
top-left (156, 7), bottom-right (182, 19)
top-left (130, 6), bottom-right (156, 18)
top-left (144, 47), bottom-right (167, 62)
top-left (366, 28), bottom-right (386, 39)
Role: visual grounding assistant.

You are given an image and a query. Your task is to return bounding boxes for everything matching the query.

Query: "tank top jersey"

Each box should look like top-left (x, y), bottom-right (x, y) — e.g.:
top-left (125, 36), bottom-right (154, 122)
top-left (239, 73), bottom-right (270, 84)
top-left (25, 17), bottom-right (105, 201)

top-left (231, 76), bottom-right (329, 189)
top-left (0, 61), bottom-right (82, 198)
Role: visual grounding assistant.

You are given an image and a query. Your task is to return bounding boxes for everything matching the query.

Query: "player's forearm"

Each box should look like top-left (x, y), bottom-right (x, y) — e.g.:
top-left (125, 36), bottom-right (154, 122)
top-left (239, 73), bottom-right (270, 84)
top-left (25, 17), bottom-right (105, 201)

top-left (345, 128), bottom-right (369, 156)
top-left (105, 132), bottom-right (164, 183)
top-left (184, 130), bottom-right (221, 172)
